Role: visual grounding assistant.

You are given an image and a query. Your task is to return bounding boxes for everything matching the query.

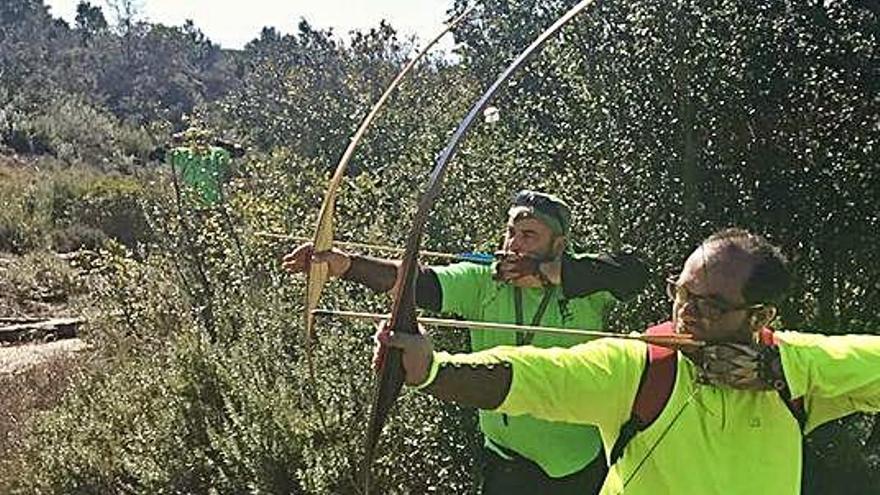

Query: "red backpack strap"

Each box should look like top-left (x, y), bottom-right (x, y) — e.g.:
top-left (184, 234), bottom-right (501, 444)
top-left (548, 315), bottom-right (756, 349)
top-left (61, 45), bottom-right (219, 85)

top-left (633, 322), bottom-right (678, 423)
top-left (757, 327), bottom-right (777, 345)
top-left (609, 321), bottom-right (678, 465)
top-left (758, 327), bottom-right (807, 430)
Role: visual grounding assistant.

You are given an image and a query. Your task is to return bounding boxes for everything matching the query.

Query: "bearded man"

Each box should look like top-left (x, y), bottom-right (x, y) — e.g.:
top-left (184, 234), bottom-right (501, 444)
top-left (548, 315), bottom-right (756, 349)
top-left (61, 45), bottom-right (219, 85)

top-left (284, 190), bottom-right (647, 494)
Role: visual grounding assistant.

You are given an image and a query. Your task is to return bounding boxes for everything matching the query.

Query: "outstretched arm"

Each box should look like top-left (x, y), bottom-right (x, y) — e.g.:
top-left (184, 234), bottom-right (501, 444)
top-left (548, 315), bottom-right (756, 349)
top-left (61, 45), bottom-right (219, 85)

top-left (777, 332), bottom-right (880, 431)
top-left (376, 328), bottom-right (513, 409)
top-left (282, 242), bottom-right (443, 309)
top-left (377, 325), bottom-right (644, 428)
top-left (283, 242), bottom-right (399, 292)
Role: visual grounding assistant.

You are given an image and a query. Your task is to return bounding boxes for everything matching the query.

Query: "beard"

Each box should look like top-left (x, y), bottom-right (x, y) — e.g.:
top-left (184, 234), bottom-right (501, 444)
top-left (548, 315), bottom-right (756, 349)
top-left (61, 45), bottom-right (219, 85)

top-left (502, 237), bottom-right (562, 262)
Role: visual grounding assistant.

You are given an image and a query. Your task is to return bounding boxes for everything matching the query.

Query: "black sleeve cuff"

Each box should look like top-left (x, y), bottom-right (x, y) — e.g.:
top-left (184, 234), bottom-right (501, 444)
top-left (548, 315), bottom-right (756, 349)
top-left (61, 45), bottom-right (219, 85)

top-left (562, 250), bottom-right (649, 301)
top-left (415, 267), bottom-right (442, 312)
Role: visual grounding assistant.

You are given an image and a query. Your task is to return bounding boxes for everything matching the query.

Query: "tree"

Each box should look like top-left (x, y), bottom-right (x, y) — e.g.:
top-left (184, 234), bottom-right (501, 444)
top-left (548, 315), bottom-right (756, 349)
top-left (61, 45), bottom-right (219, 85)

top-left (74, 1), bottom-right (107, 38)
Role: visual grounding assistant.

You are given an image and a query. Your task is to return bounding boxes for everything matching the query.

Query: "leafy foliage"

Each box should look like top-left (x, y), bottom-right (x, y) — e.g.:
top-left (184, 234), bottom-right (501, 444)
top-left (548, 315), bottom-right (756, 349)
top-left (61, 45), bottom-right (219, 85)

top-left (0, 162), bottom-right (154, 253)
top-left (1, 0), bottom-right (878, 493)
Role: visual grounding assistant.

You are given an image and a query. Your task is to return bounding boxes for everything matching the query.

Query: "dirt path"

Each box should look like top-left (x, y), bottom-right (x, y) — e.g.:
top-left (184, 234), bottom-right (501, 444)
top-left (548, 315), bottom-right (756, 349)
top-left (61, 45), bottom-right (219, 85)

top-left (0, 251), bottom-right (89, 374)
top-left (0, 338), bottom-right (87, 375)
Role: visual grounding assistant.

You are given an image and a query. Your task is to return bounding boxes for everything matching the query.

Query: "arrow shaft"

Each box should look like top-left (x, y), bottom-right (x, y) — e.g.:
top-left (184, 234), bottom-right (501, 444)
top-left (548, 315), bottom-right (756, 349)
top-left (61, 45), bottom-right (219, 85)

top-left (312, 308), bottom-right (703, 349)
top-left (259, 231), bottom-right (487, 262)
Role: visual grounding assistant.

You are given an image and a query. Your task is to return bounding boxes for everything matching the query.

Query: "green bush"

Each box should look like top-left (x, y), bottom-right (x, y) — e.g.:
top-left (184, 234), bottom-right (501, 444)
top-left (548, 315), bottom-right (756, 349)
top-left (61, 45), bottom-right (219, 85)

top-left (0, 164), bottom-right (53, 253)
top-left (4, 333), bottom-right (311, 495)
top-left (12, 96), bottom-right (153, 164)
top-left (0, 216), bottom-right (40, 254)
top-left (0, 163), bottom-right (156, 254)
top-left (0, 355), bottom-right (86, 490)
top-left (51, 173), bottom-right (153, 250)
top-left (0, 251), bottom-right (84, 316)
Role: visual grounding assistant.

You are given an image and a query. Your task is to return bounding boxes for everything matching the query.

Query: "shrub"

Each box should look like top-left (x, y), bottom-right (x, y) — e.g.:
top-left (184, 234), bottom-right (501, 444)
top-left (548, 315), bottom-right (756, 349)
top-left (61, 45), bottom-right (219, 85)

top-left (51, 173), bottom-right (153, 250)
top-left (50, 224), bottom-right (108, 253)
top-left (0, 164), bottom-right (53, 253)
top-left (0, 355), bottom-right (86, 493)
top-left (0, 251), bottom-right (83, 315)
top-left (10, 96), bottom-right (153, 164)
top-left (0, 216), bottom-right (40, 254)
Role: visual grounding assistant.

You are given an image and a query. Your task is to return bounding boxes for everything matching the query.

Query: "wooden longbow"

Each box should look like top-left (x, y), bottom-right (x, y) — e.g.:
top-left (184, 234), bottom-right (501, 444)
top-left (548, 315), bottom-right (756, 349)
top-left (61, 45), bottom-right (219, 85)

top-left (297, 7), bottom-right (475, 488)
top-left (303, 5), bottom-right (476, 345)
top-left (363, 1), bottom-right (603, 492)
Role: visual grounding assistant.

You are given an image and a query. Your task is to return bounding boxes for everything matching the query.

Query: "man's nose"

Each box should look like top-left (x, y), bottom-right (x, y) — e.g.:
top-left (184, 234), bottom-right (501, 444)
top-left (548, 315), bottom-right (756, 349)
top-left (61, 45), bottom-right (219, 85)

top-left (506, 235), bottom-right (524, 252)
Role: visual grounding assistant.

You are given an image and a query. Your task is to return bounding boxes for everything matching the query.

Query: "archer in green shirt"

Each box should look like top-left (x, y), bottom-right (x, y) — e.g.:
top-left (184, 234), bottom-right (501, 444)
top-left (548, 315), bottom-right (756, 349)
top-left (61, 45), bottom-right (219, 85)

top-left (283, 190), bottom-right (648, 494)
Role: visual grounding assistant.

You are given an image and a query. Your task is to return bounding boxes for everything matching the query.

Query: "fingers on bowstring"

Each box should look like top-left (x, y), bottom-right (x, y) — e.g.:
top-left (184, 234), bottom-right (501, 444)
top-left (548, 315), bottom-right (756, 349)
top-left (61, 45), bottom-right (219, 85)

top-left (282, 243), bottom-right (312, 267)
top-left (493, 262), bottom-right (519, 282)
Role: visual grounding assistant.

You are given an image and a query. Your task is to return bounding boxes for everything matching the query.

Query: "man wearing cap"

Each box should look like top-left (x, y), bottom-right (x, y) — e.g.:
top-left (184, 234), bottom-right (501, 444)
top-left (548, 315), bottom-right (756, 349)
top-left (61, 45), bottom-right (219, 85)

top-left (283, 190), bottom-right (647, 494)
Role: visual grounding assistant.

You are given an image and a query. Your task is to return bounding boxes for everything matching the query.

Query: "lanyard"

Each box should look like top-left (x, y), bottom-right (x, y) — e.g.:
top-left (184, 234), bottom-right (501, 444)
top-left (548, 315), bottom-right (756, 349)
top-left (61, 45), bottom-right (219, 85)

top-left (514, 285), bottom-right (555, 346)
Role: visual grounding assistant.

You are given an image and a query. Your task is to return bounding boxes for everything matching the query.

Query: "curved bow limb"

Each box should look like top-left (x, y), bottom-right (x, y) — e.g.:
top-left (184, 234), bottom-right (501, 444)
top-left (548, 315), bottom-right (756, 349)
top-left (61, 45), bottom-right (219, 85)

top-left (303, 4), bottom-right (476, 345)
top-left (294, 6), bottom-right (475, 491)
top-left (363, 0), bottom-right (601, 492)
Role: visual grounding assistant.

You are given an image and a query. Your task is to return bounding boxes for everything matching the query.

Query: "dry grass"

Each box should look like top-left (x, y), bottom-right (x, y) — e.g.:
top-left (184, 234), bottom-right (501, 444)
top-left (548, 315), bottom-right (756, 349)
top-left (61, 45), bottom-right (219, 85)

top-left (0, 353), bottom-right (84, 462)
top-left (0, 339), bottom-right (87, 375)
top-left (0, 251), bottom-right (82, 318)
top-left (0, 243), bottom-right (89, 485)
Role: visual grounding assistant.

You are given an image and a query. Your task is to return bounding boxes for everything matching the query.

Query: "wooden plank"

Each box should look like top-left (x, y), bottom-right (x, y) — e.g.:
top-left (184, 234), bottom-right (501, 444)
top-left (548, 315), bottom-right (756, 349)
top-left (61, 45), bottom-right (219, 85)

top-left (0, 317), bottom-right (83, 343)
top-left (0, 317), bottom-right (47, 325)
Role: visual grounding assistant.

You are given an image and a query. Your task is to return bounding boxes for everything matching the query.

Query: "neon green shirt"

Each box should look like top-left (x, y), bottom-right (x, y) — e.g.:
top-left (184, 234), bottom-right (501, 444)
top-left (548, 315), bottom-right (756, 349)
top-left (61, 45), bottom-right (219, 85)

top-left (433, 262), bottom-right (615, 477)
top-left (434, 331), bottom-right (880, 494)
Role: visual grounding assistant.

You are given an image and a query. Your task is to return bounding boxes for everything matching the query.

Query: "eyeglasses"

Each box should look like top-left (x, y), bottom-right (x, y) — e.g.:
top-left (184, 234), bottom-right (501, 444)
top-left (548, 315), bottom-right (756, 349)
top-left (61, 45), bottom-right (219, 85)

top-left (666, 276), bottom-right (764, 320)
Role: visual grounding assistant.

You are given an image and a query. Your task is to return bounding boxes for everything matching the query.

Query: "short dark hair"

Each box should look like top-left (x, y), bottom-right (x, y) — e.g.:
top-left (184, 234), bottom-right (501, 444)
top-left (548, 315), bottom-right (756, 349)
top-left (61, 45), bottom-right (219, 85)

top-left (703, 228), bottom-right (790, 304)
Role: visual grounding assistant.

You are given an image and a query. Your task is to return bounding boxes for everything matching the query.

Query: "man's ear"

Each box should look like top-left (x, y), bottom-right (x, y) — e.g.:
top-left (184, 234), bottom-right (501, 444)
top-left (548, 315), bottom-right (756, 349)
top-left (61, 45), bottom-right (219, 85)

top-left (750, 305), bottom-right (778, 330)
top-left (551, 235), bottom-right (567, 258)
